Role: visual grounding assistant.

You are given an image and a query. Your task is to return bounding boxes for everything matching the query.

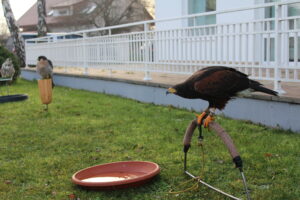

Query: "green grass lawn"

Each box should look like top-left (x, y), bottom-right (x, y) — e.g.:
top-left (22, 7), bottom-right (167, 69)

top-left (0, 79), bottom-right (299, 200)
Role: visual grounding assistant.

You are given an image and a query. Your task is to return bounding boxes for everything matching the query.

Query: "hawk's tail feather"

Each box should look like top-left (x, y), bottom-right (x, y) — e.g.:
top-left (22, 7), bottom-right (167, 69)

top-left (249, 80), bottom-right (278, 96)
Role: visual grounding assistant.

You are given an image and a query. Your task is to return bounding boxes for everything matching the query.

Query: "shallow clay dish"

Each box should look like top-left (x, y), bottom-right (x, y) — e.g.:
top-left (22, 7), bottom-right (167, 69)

top-left (72, 161), bottom-right (160, 189)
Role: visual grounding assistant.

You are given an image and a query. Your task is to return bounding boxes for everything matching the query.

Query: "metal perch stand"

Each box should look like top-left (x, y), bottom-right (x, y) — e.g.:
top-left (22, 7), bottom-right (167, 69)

top-left (0, 77), bottom-right (12, 95)
top-left (183, 119), bottom-right (251, 200)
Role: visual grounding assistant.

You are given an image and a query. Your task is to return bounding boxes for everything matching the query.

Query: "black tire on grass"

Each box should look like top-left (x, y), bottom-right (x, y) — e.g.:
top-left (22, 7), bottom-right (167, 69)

top-left (0, 94), bottom-right (28, 103)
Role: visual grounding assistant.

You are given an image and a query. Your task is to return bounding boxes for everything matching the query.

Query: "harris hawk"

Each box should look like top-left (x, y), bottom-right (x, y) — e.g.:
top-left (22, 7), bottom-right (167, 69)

top-left (1, 58), bottom-right (15, 78)
top-left (36, 56), bottom-right (55, 88)
top-left (167, 66), bottom-right (278, 127)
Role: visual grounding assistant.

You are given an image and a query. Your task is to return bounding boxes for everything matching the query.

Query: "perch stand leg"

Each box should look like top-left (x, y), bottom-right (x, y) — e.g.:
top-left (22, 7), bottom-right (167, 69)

top-left (183, 150), bottom-right (188, 171)
top-left (240, 169), bottom-right (251, 200)
top-left (209, 122), bottom-right (251, 200)
top-left (6, 82), bottom-right (9, 95)
top-left (182, 119), bottom-right (251, 200)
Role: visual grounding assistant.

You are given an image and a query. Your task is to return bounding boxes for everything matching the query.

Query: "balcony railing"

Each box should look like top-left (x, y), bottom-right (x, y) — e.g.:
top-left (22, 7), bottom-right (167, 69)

top-left (25, 0), bottom-right (300, 93)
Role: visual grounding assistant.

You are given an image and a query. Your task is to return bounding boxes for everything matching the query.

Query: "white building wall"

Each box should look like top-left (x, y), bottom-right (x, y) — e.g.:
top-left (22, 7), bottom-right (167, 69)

top-left (155, 0), bottom-right (184, 30)
top-left (216, 0), bottom-right (255, 23)
top-left (155, 0), bottom-right (259, 25)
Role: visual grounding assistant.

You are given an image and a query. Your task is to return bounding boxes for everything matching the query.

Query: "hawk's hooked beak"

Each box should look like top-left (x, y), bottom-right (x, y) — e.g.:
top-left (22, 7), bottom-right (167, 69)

top-left (166, 87), bottom-right (177, 95)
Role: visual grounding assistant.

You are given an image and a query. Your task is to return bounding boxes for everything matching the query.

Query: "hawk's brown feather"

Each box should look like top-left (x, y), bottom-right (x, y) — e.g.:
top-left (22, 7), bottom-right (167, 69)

top-left (169, 66), bottom-right (277, 110)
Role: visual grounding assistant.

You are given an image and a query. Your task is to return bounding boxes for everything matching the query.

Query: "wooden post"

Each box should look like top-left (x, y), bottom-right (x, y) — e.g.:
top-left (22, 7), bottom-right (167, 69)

top-left (38, 79), bottom-right (52, 105)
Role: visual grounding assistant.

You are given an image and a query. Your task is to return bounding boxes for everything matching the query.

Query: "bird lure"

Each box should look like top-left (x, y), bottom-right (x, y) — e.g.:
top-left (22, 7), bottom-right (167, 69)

top-left (182, 118), bottom-right (251, 200)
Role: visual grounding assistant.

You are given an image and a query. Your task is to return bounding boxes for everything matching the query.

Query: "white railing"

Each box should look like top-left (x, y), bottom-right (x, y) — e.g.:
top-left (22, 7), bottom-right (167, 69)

top-left (25, 0), bottom-right (300, 93)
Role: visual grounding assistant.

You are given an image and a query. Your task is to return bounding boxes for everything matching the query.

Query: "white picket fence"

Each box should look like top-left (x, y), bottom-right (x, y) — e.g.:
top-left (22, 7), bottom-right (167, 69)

top-left (25, 1), bottom-right (300, 93)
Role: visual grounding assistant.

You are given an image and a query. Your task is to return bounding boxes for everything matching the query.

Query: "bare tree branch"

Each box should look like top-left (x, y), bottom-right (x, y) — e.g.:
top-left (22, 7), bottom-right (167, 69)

top-left (37, 0), bottom-right (48, 37)
top-left (83, 0), bottom-right (153, 29)
top-left (0, 21), bottom-right (9, 46)
top-left (111, 0), bottom-right (136, 25)
top-left (1, 0), bottom-right (25, 67)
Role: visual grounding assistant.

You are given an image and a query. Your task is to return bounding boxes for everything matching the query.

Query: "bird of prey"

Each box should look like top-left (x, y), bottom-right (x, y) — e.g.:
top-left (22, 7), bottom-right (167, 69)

top-left (167, 66), bottom-right (278, 127)
top-left (0, 58), bottom-right (15, 78)
top-left (36, 56), bottom-right (55, 88)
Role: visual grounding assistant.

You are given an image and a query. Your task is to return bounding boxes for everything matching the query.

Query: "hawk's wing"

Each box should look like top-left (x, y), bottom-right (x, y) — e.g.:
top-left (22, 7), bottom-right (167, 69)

top-left (48, 59), bottom-right (53, 69)
top-left (36, 60), bottom-right (53, 79)
top-left (194, 67), bottom-right (249, 98)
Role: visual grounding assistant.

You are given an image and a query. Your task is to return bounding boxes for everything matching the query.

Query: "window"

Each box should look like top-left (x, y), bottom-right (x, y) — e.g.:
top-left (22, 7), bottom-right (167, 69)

top-left (263, 0), bottom-right (276, 62)
top-left (288, 3), bottom-right (300, 17)
top-left (188, 0), bottom-right (216, 26)
top-left (288, 3), bottom-right (300, 62)
top-left (58, 9), bottom-right (69, 16)
top-left (264, 5), bottom-right (274, 19)
top-left (87, 5), bottom-right (97, 13)
top-left (264, 38), bottom-right (275, 62)
top-left (288, 3), bottom-right (300, 30)
top-left (81, 3), bottom-right (97, 14)
top-left (264, 0), bottom-right (276, 30)
top-left (52, 8), bottom-right (70, 16)
top-left (206, 0), bottom-right (215, 12)
top-left (48, 10), bottom-right (54, 16)
top-left (289, 37), bottom-right (300, 62)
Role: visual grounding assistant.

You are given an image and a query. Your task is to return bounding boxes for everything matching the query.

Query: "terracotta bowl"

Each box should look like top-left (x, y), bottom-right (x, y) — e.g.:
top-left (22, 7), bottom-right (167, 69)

top-left (72, 161), bottom-right (160, 189)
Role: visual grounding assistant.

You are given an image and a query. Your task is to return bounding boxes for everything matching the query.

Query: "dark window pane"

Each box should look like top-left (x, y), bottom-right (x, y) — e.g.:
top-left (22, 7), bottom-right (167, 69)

top-left (289, 37), bottom-right (300, 62)
top-left (188, 0), bottom-right (216, 26)
top-left (288, 3), bottom-right (300, 17)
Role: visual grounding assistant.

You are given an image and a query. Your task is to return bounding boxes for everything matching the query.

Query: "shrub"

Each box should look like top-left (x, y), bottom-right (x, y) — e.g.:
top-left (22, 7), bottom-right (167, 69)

top-left (0, 45), bottom-right (21, 84)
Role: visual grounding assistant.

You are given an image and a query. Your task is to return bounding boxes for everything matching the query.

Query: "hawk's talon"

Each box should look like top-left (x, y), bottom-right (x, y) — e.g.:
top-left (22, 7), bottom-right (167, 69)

top-left (196, 112), bottom-right (208, 125)
top-left (203, 115), bottom-right (214, 128)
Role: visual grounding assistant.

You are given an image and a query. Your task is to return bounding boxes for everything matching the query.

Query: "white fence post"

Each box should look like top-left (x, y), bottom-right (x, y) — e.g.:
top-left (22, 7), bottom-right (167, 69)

top-left (62, 35), bottom-right (68, 73)
top-left (108, 29), bottom-right (112, 77)
top-left (274, 4), bottom-right (286, 94)
top-left (83, 33), bottom-right (88, 75)
top-left (143, 23), bottom-right (152, 81)
top-left (24, 41), bottom-right (28, 68)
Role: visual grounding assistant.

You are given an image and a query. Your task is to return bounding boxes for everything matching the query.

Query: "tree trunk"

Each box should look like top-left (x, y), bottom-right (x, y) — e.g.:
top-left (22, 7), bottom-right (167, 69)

top-left (1, 0), bottom-right (26, 68)
top-left (37, 0), bottom-right (47, 37)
